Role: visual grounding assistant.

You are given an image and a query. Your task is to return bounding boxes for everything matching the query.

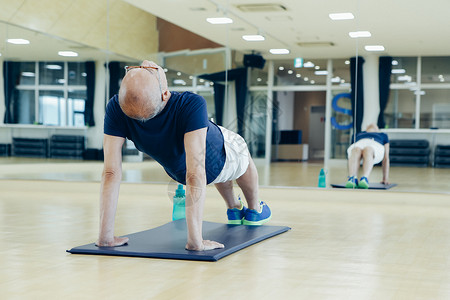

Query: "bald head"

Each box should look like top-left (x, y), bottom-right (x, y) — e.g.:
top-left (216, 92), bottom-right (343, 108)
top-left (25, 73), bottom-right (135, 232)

top-left (118, 68), bottom-right (165, 121)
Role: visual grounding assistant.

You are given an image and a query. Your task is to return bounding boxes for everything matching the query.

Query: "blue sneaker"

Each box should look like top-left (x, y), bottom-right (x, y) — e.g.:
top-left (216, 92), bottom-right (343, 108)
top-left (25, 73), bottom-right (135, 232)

top-left (345, 176), bottom-right (358, 188)
top-left (227, 197), bottom-right (248, 225)
top-left (358, 177), bottom-right (369, 189)
top-left (243, 201), bottom-right (271, 226)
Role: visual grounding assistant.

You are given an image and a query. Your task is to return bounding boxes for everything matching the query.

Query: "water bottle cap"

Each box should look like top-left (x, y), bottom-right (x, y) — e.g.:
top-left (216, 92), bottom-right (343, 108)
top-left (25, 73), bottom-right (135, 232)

top-left (175, 184), bottom-right (185, 197)
top-left (319, 168), bottom-right (325, 175)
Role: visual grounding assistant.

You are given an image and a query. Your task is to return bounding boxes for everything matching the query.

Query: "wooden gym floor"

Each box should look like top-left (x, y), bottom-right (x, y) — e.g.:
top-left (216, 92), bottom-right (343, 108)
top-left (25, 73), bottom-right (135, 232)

top-left (1, 158), bottom-right (450, 299)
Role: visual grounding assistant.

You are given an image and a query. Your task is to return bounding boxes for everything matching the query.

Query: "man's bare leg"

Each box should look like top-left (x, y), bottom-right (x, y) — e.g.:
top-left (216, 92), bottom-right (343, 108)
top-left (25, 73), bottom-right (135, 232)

top-left (348, 147), bottom-right (362, 177)
top-left (361, 147), bottom-right (375, 178)
top-left (235, 157), bottom-right (259, 211)
top-left (214, 180), bottom-right (240, 209)
top-left (215, 156), bottom-right (259, 211)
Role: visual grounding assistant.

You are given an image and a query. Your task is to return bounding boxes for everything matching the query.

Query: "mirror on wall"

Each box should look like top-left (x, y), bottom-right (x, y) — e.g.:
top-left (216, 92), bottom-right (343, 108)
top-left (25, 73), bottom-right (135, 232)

top-left (0, 1), bottom-right (449, 195)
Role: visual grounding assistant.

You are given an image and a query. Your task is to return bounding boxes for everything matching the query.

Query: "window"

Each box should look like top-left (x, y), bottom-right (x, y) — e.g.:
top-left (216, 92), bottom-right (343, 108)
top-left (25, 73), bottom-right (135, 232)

top-left (15, 61), bottom-right (87, 127)
top-left (387, 57), bottom-right (450, 129)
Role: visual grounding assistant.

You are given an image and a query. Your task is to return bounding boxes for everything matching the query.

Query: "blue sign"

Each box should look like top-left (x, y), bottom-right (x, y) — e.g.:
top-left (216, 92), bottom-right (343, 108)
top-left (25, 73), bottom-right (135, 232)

top-left (331, 93), bottom-right (353, 130)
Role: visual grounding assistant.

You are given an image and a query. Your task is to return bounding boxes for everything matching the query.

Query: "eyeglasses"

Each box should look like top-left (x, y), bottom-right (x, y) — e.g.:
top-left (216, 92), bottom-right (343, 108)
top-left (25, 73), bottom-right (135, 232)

top-left (124, 65), bottom-right (163, 96)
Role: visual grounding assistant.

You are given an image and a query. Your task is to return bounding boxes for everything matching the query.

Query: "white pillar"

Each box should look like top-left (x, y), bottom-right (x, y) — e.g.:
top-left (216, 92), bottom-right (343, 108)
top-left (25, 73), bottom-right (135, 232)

top-left (324, 59), bottom-right (333, 173)
top-left (86, 60), bottom-right (107, 149)
top-left (0, 60), bottom-right (4, 125)
top-left (264, 61), bottom-right (274, 165)
top-left (362, 54), bottom-right (380, 130)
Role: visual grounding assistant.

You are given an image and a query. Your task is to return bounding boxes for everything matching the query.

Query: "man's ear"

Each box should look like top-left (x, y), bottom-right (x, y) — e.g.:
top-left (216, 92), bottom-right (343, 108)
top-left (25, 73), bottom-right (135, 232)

top-left (162, 90), bottom-right (171, 101)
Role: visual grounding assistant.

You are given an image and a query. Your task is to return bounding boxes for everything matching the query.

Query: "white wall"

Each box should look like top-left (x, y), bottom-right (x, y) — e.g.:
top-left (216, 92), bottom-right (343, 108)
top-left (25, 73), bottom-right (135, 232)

top-left (362, 54), bottom-right (380, 130)
top-left (86, 60), bottom-right (107, 149)
top-left (276, 91), bottom-right (294, 130)
top-left (0, 60), bottom-right (4, 126)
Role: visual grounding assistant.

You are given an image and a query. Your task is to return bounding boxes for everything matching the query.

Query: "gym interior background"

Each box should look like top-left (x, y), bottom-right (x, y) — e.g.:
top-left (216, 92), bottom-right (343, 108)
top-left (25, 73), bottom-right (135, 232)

top-left (1, 1), bottom-right (450, 299)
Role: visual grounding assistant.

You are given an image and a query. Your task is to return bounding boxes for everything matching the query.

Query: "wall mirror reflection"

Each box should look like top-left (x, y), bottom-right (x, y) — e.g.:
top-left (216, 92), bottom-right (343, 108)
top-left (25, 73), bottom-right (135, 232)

top-left (0, 1), bottom-right (449, 194)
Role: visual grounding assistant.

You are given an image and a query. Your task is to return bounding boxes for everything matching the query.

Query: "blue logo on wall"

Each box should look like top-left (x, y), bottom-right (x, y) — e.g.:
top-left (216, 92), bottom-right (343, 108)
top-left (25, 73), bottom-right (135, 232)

top-left (331, 93), bottom-right (353, 130)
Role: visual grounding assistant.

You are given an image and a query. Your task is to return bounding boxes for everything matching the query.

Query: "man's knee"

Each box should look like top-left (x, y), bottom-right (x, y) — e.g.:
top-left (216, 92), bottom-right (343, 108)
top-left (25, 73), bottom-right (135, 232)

top-left (362, 147), bottom-right (374, 156)
top-left (350, 147), bottom-right (362, 157)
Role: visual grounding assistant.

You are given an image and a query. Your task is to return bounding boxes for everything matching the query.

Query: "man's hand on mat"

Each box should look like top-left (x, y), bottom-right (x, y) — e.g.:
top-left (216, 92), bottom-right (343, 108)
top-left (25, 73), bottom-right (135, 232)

top-left (95, 236), bottom-right (129, 247)
top-left (186, 240), bottom-right (225, 251)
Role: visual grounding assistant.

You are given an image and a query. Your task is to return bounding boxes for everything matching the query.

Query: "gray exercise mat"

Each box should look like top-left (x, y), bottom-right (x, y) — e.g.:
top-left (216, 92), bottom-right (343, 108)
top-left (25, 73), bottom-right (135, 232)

top-left (67, 220), bottom-right (291, 261)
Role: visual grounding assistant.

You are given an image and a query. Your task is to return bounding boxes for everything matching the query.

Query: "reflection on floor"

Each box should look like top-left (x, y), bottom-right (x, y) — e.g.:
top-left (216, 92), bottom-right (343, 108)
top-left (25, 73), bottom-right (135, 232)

top-left (2, 180), bottom-right (450, 299)
top-left (0, 157), bottom-right (449, 194)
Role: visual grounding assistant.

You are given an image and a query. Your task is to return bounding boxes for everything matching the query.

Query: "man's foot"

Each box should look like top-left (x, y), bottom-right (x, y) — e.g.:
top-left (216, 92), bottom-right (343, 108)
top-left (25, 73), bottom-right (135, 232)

top-left (358, 177), bottom-right (369, 189)
top-left (227, 197), bottom-right (248, 225)
top-left (243, 201), bottom-right (271, 226)
top-left (345, 176), bottom-right (358, 188)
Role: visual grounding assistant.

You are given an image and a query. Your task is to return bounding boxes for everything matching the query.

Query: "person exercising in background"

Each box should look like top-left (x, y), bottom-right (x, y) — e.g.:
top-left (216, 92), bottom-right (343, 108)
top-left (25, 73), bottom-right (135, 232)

top-left (96, 60), bottom-right (271, 251)
top-left (345, 123), bottom-right (390, 189)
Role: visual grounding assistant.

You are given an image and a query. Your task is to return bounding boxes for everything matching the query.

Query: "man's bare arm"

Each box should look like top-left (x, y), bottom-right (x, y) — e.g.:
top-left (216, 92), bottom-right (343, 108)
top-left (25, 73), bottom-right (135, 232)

top-left (96, 134), bottom-right (129, 247)
top-left (184, 128), bottom-right (224, 251)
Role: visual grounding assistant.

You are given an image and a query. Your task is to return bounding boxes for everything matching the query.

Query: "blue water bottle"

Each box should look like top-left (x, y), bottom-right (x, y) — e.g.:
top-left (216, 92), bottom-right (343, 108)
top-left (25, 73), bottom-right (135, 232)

top-left (318, 168), bottom-right (326, 188)
top-left (172, 184), bottom-right (186, 220)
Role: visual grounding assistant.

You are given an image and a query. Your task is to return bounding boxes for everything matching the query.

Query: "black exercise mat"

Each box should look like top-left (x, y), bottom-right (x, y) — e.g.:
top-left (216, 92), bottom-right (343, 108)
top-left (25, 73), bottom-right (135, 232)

top-left (331, 183), bottom-right (397, 189)
top-left (67, 220), bottom-right (291, 262)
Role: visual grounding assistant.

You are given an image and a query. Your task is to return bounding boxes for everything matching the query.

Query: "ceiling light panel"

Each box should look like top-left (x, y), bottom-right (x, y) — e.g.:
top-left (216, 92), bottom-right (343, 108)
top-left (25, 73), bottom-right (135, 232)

top-left (58, 51), bottom-right (78, 57)
top-left (237, 4), bottom-right (287, 12)
top-left (269, 48), bottom-right (290, 54)
top-left (329, 13), bottom-right (354, 20)
top-left (242, 35), bottom-right (265, 41)
top-left (365, 45), bottom-right (385, 51)
top-left (7, 38), bottom-right (30, 45)
top-left (349, 31), bottom-right (371, 38)
top-left (206, 17), bottom-right (233, 24)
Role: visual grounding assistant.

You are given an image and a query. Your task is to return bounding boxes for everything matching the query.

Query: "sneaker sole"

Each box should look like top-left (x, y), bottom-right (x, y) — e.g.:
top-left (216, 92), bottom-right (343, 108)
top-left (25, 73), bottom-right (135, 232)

top-left (242, 215), bottom-right (272, 226)
top-left (358, 183), bottom-right (369, 189)
top-left (345, 182), bottom-right (356, 188)
top-left (228, 219), bottom-right (243, 225)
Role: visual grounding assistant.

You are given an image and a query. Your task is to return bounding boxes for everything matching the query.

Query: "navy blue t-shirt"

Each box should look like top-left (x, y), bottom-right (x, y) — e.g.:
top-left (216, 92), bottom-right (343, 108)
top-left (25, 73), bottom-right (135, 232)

top-left (104, 91), bottom-right (226, 184)
top-left (355, 131), bottom-right (389, 145)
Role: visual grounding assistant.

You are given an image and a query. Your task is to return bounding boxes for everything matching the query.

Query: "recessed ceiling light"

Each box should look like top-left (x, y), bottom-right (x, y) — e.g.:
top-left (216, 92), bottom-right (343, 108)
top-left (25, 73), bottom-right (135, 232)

top-left (310, 80), bottom-right (315, 84)
top-left (315, 66), bottom-right (320, 70)
top-left (7, 38), bottom-right (30, 45)
top-left (345, 60), bottom-right (350, 65)
top-left (269, 48), bottom-right (289, 54)
top-left (296, 74), bottom-right (301, 78)
top-left (46, 64), bottom-right (62, 70)
top-left (303, 61), bottom-right (315, 68)
top-left (21, 72), bottom-right (35, 77)
top-left (304, 77), bottom-right (309, 81)
top-left (398, 75), bottom-right (412, 82)
top-left (392, 60), bottom-right (399, 65)
top-left (278, 66), bottom-right (285, 71)
top-left (242, 35), bottom-right (265, 41)
top-left (82, 72), bottom-right (87, 77)
top-left (349, 31), bottom-right (371, 38)
top-left (206, 17), bottom-right (233, 24)
top-left (329, 13), bottom-right (354, 20)
top-left (173, 79), bottom-right (186, 85)
top-left (391, 69), bottom-right (406, 74)
top-left (315, 70), bottom-right (328, 75)
top-left (58, 51), bottom-right (78, 57)
top-left (57, 79), bottom-right (66, 84)
top-left (365, 45), bottom-right (385, 51)
top-left (288, 70), bottom-right (293, 74)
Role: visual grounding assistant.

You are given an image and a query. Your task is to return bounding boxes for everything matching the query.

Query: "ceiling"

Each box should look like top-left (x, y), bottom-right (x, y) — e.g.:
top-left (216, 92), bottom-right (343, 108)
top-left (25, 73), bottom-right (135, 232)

top-left (125, 0), bottom-right (450, 60)
top-left (0, 21), bottom-right (136, 62)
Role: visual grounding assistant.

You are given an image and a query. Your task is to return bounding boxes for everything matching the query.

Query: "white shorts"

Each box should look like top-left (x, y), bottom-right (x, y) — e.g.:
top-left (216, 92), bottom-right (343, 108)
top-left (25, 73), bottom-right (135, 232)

top-left (347, 138), bottom-right (385, 164)
top-left (211, 126), bottom-right (250, 184)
